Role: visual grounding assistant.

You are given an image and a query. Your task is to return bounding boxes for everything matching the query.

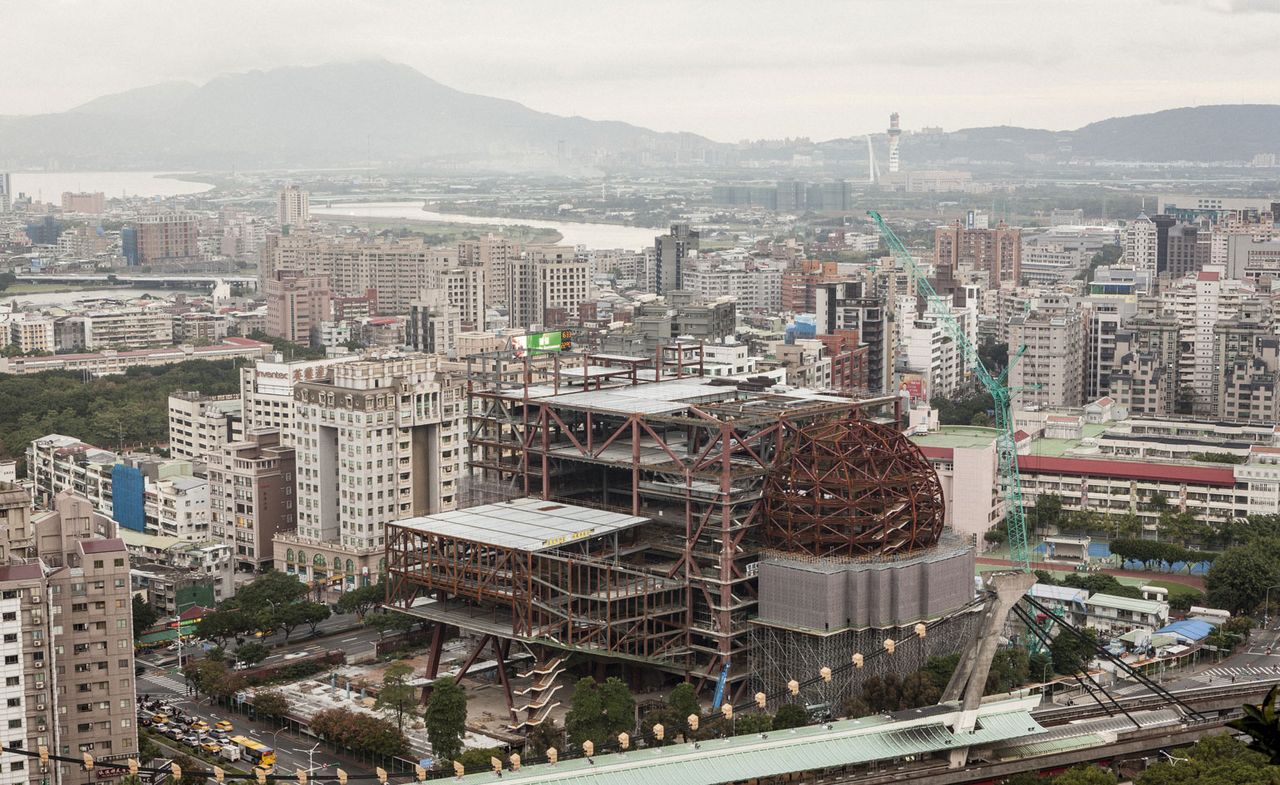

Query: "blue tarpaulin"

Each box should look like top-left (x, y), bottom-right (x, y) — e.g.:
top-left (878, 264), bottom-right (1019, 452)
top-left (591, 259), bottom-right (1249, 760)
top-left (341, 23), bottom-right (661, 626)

top-left (1155, 619), bottom-right (1215, 643)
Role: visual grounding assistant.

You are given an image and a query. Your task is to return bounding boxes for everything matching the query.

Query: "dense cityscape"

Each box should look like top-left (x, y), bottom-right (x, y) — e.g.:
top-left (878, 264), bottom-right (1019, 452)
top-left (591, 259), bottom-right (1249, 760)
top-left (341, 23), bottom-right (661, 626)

top-left (3, 4), bottom-right (1280, 785)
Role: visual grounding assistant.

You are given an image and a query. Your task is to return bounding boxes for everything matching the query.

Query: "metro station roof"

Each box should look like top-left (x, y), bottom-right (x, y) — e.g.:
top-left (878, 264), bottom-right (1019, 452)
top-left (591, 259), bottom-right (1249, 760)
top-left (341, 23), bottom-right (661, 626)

top-left (452, 697), bottom-right (1044, 785)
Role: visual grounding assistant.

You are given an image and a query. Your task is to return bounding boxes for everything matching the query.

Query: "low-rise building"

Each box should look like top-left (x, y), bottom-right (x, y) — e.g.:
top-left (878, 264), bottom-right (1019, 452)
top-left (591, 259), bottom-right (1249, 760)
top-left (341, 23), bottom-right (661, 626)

top-left (1084, 593), bottom-right (1170, 638)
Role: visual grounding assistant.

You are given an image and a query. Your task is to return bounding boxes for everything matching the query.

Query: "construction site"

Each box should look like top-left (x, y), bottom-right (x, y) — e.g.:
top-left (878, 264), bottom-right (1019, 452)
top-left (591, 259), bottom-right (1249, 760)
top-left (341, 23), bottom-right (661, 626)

top-left (385, 343), bottom-right (981, 728)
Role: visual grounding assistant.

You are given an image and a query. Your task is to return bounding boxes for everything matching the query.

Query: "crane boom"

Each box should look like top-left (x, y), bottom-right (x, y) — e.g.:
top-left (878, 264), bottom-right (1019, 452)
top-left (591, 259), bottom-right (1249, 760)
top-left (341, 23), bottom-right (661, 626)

top-left (868, 210), bottom-right (1032, 572)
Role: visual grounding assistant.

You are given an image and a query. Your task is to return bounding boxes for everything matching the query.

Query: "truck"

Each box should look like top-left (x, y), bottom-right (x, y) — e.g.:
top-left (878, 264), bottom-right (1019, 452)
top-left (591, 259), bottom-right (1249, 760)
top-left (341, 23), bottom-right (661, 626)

top-left (219, 745), bottom-right (242, 762)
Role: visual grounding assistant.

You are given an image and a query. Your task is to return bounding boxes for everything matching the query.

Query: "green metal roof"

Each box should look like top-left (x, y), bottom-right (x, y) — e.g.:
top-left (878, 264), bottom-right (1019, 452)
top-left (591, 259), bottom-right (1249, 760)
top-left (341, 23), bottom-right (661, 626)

top-left (455, 699), bottom-right (1043, 785)
top-left (909, 426), bottom-right (999, 450)
top-left (996, 733), bottom-right (1103, 759)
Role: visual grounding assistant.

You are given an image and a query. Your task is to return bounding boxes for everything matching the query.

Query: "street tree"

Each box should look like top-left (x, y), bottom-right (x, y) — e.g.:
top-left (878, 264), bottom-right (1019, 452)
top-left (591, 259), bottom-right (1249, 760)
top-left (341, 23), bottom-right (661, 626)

top-left (132, 595), bottom-right (160, 635)
top-left (376, 661), bottom-right (419, 732)
top-left (251, 690), bottom-right (291, 720)
top-left (336, 582), bottom-right (385, 620)
top-left (772, 704), bottom-right (808, 730)
top-left (234, 642), bottom-right (269, 668)
top-left (424, 676), bottom-right (468, 765)
top-left (1207, 538), bottom-right (1280, 614)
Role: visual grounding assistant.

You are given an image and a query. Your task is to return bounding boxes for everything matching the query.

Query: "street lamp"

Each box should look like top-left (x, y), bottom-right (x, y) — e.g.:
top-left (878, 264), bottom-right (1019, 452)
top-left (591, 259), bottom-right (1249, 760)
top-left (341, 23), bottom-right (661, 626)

top-left (1265, 585), bottom-right (1280, 629)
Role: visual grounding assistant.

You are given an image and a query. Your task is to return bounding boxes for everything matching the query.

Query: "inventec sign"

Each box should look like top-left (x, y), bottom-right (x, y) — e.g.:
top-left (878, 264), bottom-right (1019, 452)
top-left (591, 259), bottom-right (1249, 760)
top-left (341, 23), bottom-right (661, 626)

top-left (542, 527), bottom-right (596, 548)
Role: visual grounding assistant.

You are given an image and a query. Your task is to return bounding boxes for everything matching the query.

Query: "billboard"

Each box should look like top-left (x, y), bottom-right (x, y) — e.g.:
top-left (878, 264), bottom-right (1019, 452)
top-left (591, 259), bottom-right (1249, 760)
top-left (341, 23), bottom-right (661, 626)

top-left (512, 330), bottom-right (572, 358)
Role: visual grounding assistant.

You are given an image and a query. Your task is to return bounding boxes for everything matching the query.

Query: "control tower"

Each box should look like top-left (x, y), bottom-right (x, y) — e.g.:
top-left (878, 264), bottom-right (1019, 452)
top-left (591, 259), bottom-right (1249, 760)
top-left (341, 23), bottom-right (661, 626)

top-left (887, 112), bottom-right (902, 173)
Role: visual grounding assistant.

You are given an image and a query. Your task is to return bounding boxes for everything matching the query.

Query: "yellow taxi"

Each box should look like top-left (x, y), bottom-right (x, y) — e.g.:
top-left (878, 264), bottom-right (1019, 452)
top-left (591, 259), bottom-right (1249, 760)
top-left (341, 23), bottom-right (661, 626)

top-left (201, 741), bottom-right (223, 755)
top-left (214, 721), bottom-right (234, 732)
top-left (190, 720), bottom-right (210, 732)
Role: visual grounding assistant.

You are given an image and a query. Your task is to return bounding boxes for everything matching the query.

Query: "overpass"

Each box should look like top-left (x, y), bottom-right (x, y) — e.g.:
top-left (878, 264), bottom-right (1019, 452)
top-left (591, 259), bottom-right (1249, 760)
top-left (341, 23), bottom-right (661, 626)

top-left (14, 273), bottom-right (258, 292)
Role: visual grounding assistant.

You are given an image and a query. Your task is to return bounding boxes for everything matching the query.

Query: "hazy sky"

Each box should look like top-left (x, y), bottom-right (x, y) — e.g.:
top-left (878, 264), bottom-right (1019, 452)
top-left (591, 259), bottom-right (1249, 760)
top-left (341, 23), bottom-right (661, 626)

top-left (3, 0), bottom-right (1279, 141)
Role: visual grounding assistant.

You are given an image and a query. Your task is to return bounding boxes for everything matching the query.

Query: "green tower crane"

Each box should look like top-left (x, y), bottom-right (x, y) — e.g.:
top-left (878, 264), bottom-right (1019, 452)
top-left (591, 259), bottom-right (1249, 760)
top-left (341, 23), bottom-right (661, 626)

top-left (868, 210), bottom-right (1032, 572)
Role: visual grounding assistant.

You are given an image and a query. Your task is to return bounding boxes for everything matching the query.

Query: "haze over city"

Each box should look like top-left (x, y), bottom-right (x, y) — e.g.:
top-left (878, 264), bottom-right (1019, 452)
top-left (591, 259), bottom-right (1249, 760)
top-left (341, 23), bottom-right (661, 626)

top-left (1, 3), bottom-right (1279, 785)
top-left (4, 0), bottom-right (1280, 139)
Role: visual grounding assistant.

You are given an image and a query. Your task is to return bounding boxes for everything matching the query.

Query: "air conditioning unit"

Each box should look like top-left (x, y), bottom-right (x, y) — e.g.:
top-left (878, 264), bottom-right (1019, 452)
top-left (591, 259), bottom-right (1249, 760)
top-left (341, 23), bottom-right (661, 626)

top-left (34, 661), bottom-right (43, 668)
top-left (36, 704), bottom-right (45, 711)
top-left (33, 639), bottom-right (42, 647)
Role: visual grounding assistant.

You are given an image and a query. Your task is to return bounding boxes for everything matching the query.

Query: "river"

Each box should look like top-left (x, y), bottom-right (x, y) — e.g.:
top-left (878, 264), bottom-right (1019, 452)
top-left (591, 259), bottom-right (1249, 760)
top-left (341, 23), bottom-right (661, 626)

top-left (9, 171), bottom-right (214, 201)
top-left (311, 201), bottom-right (660, 251)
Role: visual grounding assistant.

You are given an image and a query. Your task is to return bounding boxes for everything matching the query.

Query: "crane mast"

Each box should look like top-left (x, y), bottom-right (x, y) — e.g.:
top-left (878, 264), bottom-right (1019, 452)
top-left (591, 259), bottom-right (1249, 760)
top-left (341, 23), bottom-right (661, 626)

top-left (867, 210), bottom-right (1032, 572)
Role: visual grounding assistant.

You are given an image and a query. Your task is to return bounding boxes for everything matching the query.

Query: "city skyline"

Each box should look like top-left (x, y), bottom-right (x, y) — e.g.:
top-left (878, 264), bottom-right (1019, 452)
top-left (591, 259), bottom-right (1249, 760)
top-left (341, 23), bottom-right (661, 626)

top-left (4, 0), bottom-right (1280, 141)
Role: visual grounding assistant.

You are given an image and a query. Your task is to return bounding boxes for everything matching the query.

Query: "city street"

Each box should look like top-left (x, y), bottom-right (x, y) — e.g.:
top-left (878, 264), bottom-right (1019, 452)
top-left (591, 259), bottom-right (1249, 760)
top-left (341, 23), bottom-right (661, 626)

top-left (135, 621), bottom-right (390, 777)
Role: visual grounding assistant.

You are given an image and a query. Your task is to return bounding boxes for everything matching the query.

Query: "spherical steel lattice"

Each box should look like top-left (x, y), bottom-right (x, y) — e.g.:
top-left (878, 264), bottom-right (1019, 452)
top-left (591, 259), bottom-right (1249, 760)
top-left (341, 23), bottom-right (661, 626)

top-left (762, 417), bottom-right (945, 558)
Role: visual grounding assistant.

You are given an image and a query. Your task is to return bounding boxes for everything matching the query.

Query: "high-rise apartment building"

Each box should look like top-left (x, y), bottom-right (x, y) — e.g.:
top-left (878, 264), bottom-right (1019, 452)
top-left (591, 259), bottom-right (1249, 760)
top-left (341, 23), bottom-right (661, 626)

top-left (8, 318), bottom-right (55, 355)
top-left (1083, 299), bottom-right (1137, 400)
top-left (132, 213), bottom-right (200, 266)
top-left (277, 185), bottom-right (310, 228)
top-left (1164, 222), bottom-right (1209, 278)
top-left (458, 235), bottom-right (515, 315)
top-left (1123, 214), bottom-right (1158, 272)
top-left (507, 247), bottom-right (589, 330)
top-left (265, 234), bottom-right (456, 314)
top-left (60, 192), bottom-right (105, 214)
top-left (265, 269), bottom-right (332, 345)
top-left (1107, 312), bottom-right (1183, 417)
top-left (0, 173), bottom-right (11, 213)
top-left (407, 292), bottom-right (462, 355)
top-left (435, 267), bottom-right (486, 331)
top-left (1215, 303), bottom-right (1277, 424)
top-left (1160, 269), bottom-right (1253, 416)
top-left (277, 355), bottom-right (464, 586)
top-left (1008, 295), bottom-right (1086, 408)
top-left (207, 430), bottom-right (296, 572)
top-left (934, 221), bottom-right (1021, 288)
top-left (0, 487), bottom-right (137, 781)
top-left (654, 224), bottom-right (699, 294)
top-left (167, 391), bottom-right (243, 463)
top-left (813, 281), bottom-right (892, 394)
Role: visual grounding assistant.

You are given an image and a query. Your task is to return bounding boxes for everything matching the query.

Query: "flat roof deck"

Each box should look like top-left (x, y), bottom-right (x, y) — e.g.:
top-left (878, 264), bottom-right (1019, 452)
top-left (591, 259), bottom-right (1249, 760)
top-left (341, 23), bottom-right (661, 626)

top-left (390, 497), bottom-right (649, 552)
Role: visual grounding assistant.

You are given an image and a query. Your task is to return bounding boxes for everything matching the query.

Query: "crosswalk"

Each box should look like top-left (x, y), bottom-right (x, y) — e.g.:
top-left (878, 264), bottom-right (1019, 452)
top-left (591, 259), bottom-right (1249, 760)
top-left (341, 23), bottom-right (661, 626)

top-left (138, 671), bottom-right (189, 696)
top-left (1193, 665), bottom-right (1280, 683)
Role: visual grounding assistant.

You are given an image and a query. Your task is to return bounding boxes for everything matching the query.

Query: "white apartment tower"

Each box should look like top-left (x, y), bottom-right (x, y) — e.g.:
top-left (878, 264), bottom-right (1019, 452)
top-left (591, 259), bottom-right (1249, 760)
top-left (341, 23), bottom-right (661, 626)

top-left (1008, 295), bottom-right (1086, 408)
top-left (1123, 213), bottom-right (1157, 272)
top-left (279, 355), bottom-right (464, 581)
top-left (277, 185), bottom-right (310, 228)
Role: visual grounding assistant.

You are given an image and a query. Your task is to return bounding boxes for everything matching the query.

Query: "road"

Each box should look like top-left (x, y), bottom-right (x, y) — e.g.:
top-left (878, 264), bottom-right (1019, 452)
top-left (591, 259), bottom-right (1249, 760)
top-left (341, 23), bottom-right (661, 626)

top-left (136, 617), bottom-right (388, 777)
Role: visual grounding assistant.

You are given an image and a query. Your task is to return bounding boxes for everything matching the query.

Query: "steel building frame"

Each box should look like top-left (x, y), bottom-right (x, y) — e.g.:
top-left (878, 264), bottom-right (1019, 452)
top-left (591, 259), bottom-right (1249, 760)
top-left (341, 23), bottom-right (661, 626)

top-left (434, 346), bottom-right (901, 699)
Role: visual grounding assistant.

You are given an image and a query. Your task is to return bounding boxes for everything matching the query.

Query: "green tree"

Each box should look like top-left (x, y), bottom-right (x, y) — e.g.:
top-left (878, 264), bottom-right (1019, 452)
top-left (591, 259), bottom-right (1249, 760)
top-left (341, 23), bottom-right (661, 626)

top-left (734, 713), bottom-right (773, 735)
top-left (524, 718), bottom-right (561, 757)
top-left (1050, 628), bottom-right (1098, 676)
top-left (132, 595), bottom-right (160, 635)
top-left (336, 581), bottom-right (385, 620)
top-left (772, 703), bottom-right (808, 730)
top-left (170, 754), bottom-right (210, 785)
top-left (667, 682), bottom-right (701, 726)
top-left (1207, 538), bottom-right (1280, 614)
top-left (196, 608), bottom-right (253, 647)
top-left (377, 661), bottom-right (419, 732)
top-left (455, 748), bottom-right (504, 771)
top-left (364, 610), bottom-right (415, 639)
top-left (1028, 493), bottom-right (1064, 533)
top-left (251, 689), bottom-right (290, 720)
top-left (424, 676), bottom-right (468, 765)
top-left (1135, 733), bottom-right (1272, 785)
top-left (234, 642), bottom-right (269, 668)
top-left (564, 676), bottom-right (634, 747)
top-left (1052, 764), bottom-right (1117, 785)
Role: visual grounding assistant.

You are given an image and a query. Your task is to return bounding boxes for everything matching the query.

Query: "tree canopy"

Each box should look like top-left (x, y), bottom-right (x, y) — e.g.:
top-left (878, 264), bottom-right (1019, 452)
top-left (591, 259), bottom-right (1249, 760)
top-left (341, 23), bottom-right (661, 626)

top-left (1135, 733), bottom-right (1275, 785)
top-left (564, 676), bottom-right (635, 747)
top-left (377, 661), bottom-right (419, 732)
top-left (311, 707), bottom-right (409, 758)
top-left (0, 359), bottom-right (242, 461)
top-left (1207, 538), bottom-right (1280, 615)
top-left (424, 676), bottom-right (468, 765)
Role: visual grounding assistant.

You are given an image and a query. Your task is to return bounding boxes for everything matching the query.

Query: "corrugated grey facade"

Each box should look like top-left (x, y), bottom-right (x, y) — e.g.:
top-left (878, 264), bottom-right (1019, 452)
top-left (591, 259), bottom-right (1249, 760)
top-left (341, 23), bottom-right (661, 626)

top-left (756, 533), bottom-right (975, 631)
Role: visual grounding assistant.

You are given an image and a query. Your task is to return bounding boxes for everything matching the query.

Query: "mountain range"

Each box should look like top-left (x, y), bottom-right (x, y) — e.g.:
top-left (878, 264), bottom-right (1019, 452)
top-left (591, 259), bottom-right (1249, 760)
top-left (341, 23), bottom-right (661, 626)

top-left (0, 60), bottom-right (1276, 170)
top-left (0, 60), bottom-right (718, 170)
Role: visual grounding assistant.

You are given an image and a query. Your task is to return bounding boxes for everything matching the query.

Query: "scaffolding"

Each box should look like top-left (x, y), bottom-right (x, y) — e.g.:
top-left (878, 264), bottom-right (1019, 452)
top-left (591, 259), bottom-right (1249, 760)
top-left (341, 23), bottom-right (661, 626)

top-left (441, 345), bottom-right (901, 699)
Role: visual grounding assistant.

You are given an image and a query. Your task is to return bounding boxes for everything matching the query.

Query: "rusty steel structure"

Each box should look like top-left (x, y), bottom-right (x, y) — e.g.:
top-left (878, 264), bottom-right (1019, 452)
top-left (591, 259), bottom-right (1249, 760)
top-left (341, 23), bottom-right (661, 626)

top-left (762, 417), bottom-right (945, 559)
top-left (386, 344), bottom-right (903, 704)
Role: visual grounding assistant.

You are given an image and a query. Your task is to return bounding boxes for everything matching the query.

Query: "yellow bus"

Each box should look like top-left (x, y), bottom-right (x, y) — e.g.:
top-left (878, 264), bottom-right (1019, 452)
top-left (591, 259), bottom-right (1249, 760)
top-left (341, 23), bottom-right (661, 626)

top-left (230, 735), bottom-right (277, 767)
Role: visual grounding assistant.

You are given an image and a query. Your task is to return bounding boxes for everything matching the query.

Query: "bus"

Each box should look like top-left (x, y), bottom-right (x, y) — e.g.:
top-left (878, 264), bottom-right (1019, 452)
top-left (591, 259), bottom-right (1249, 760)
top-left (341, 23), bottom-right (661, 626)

top-left (230, 736), bottom-right (277, 768)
